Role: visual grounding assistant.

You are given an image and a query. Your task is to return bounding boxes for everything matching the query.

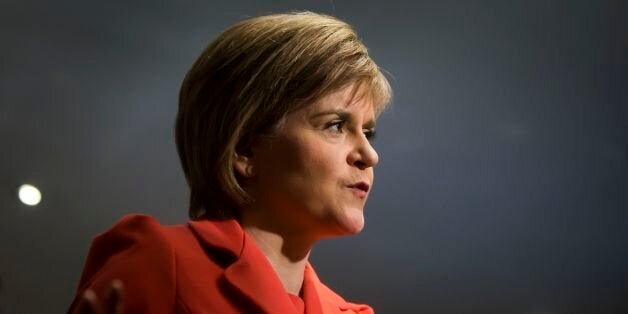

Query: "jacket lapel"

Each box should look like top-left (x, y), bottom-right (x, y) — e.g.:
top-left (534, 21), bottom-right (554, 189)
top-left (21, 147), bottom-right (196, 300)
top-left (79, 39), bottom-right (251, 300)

top-left (302, 263), bottom-right (325, 314)
top-left (223, 238), bottom-right (297, 313)
top-left (188, 219), bottom-right (297, 314)
top-left (304, 263), bottom-right (374, 314)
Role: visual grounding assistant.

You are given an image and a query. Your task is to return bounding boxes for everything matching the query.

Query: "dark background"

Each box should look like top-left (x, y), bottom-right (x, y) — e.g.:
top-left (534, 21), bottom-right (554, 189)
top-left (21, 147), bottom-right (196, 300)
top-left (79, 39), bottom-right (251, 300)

top-left (1, 1), bottom-right (627, 313)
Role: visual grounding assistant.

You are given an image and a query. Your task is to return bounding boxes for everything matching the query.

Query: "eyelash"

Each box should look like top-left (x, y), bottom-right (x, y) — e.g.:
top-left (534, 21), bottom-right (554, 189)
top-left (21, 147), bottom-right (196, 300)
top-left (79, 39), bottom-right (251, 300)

top-left (364, 129), bottom-right (376, 140)
top-left (325, 120), bottom-right (376, 141)
top-left (326, 120), bottom-right (346, 133)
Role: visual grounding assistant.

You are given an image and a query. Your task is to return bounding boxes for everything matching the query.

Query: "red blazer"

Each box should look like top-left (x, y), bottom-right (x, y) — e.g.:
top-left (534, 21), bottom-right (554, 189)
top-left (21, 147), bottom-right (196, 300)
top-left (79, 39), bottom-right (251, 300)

top-left (68, 215), bottom-right (374, 314)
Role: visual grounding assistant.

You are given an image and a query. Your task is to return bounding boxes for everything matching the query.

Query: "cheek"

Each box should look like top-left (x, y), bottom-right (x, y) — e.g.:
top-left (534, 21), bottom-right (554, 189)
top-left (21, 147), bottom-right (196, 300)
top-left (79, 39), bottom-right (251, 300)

top-left (299, 141), bottom-right (344, 180)
top-left (273, 137), bottom-right (342, 191)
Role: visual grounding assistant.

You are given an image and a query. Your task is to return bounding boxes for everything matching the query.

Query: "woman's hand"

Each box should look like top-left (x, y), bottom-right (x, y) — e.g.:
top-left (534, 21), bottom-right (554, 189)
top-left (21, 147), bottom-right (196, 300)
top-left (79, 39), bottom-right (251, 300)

top-left (76, 280), bottom-right (124, 314)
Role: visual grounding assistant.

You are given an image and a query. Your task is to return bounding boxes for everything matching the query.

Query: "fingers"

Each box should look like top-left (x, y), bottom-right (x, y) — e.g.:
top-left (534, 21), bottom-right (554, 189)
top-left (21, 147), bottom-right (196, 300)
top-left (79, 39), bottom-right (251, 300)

top-left (76, 280), bottom-right (124, 314)
top-left (104, 279), bottom-right (124, 314)
top-left (76, 289), bottom-right (103, 314)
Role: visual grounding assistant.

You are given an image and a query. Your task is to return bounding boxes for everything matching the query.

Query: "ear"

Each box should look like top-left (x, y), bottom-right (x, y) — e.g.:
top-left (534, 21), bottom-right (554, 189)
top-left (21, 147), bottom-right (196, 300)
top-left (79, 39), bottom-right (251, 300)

top-left (233, 152), bottom-right (256, 178)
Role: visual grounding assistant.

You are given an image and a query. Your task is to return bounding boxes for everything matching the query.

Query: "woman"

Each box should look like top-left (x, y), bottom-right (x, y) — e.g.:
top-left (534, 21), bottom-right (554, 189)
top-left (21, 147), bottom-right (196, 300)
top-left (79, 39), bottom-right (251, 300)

top-left (69, 11), bottom-right (391, 314)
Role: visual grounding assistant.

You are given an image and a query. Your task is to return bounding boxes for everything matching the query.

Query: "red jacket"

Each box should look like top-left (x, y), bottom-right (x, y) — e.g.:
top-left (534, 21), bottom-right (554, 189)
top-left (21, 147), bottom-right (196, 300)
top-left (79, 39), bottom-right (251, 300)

top-left (68, 214), bottom-right (374, 313)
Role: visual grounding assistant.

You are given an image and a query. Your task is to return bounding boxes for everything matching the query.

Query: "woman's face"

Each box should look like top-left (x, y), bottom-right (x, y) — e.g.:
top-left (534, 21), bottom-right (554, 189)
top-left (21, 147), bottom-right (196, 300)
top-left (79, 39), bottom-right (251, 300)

top-left (242, 84), bottom-right (379, 239)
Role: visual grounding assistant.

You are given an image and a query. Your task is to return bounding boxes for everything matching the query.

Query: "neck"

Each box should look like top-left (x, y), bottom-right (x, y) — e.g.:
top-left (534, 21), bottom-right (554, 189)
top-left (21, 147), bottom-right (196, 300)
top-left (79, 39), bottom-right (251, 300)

top-left (241, 223), bottom-right (315, 295)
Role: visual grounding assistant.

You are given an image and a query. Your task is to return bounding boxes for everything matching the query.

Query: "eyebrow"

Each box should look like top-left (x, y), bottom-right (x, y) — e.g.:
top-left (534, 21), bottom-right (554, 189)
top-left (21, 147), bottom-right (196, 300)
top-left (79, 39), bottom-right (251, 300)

top-left (309, 109), bottom-right (376, 128)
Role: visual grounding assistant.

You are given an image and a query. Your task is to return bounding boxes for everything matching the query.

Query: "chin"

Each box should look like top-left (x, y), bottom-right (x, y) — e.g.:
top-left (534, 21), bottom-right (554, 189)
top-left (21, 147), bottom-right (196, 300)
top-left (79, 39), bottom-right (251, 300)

top-left (334, 208), bottom-right (366, 236)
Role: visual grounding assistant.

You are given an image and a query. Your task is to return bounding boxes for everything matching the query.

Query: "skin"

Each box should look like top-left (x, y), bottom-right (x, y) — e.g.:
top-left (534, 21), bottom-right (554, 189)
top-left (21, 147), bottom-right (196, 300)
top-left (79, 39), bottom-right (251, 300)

top-left (236, 84), bottom-right (379, 295)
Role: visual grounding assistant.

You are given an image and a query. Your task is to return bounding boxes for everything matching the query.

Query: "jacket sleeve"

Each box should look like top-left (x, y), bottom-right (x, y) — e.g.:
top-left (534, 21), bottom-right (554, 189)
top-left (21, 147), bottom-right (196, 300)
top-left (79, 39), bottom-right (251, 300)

top-left (68, 214), bottom-right (177, 314)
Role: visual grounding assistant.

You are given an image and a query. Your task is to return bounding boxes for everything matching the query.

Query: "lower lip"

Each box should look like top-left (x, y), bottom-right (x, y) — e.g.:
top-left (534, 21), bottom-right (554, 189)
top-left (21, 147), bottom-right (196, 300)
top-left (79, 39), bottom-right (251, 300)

top-left (350, 187), bottom-right (368, 198)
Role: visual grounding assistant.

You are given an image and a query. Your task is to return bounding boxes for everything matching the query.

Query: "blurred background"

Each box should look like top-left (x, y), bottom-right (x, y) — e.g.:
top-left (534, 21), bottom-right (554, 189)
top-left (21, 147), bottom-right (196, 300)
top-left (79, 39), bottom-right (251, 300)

top-left (1, 0), bottom-right (627, 313)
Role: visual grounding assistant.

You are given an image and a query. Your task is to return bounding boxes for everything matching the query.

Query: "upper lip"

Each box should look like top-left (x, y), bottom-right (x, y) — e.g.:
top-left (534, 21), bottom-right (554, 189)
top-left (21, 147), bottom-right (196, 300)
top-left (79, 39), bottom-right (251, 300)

top-left (349, 181), bottom-right (370, 192)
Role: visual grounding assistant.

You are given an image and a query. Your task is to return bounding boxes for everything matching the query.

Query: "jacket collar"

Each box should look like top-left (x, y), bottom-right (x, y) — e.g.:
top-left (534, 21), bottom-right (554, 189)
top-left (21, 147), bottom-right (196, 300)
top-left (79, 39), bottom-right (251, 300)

top-left (187, 218), bottom-right (367, 314)
top-left (302, 263), bottom-right (325, 314)
top-left (303, 263), bottom-right (372, 314)
top-left (187, 219), bottom-right (297, 313)
top-left (187, 218), bottom-right (242, 258)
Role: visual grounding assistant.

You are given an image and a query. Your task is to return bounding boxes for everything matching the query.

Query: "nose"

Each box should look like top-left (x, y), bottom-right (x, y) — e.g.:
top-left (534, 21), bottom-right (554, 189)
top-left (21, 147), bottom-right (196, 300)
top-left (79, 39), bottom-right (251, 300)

top-left (347, 134), bottom-right (379, 170)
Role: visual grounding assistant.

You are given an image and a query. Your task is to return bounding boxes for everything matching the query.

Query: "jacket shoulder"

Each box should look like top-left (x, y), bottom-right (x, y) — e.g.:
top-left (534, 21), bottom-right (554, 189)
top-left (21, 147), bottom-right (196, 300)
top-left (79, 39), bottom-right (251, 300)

top-left (68, 214), bottom-right (178, 314)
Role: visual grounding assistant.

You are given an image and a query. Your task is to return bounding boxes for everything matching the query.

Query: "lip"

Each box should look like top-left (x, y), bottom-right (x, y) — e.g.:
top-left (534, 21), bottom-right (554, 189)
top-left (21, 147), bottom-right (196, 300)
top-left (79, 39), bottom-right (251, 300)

top-left (348, 181), bottom-right (370, 198)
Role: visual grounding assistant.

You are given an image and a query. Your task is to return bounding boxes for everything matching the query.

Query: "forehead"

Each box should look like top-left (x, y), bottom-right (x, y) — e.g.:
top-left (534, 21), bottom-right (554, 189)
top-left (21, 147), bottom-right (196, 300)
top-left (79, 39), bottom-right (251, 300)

top-left (306, 84), bottom-right (376, 115)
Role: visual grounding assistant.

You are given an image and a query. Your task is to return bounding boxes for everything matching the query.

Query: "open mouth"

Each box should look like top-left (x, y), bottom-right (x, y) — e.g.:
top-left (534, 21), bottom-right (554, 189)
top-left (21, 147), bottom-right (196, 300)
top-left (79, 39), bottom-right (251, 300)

top-left (350, 182), bottom-right (370, 193)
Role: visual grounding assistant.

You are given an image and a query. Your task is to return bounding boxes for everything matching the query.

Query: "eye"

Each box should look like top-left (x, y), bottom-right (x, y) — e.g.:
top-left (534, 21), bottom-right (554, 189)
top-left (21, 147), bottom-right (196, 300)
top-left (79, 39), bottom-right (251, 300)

top-left (325, 120), bottom-right (346, 134)
top-left (363, 128), bottom-right (376, 141)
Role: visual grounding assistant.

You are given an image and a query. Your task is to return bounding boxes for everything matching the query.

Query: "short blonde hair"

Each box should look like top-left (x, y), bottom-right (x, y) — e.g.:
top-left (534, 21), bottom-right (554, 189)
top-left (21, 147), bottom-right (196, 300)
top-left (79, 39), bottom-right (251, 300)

top-left (176, 11), bottom-right (391, 219)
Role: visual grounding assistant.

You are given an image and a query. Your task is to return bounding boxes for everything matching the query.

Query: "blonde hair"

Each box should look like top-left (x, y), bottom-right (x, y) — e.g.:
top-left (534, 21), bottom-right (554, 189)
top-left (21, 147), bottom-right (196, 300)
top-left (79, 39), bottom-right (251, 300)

top-left (176, 11), bottom-right (392, 219)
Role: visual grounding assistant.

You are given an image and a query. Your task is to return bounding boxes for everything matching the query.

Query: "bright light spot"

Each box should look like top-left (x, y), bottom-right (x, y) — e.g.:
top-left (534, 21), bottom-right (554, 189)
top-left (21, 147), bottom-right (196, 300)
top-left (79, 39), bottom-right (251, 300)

top-left (18, 184), bottom-right (41, 206)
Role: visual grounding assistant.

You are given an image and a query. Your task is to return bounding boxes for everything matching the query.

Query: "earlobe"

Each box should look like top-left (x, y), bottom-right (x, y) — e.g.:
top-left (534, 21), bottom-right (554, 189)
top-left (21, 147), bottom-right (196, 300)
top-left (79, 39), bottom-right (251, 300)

top-left (234, 153), bottom-right (256, 177)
